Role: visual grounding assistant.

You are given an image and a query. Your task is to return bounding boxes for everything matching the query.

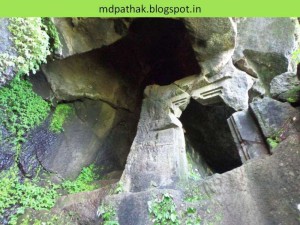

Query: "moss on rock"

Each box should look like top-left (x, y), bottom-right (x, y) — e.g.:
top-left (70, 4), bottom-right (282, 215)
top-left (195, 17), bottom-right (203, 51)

top-left (0, 18), bottom-right (51, 86)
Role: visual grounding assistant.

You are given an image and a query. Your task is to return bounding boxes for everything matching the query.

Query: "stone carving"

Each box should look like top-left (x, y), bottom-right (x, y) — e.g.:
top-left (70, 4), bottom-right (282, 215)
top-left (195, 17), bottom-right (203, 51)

top-left (227, 110), bottom-right (269, 163)
top-left (120, 85), bottom-right (189, 192)
top-left (191, 62), bottom-right (254, 111)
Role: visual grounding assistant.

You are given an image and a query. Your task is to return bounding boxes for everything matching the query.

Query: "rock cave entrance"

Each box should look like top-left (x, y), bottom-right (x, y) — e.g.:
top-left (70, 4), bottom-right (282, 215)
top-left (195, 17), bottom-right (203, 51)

top-left (104, 18), bottom-right (242, 176)
top-left (180, 99), bottom-right (242, 174)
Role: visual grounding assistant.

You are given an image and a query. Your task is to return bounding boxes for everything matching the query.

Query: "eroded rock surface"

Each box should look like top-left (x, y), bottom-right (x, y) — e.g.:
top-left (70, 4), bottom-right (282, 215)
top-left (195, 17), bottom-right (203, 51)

top-left (250, 97), bottom-right (299, 139)
top-left (197, 134), bottom-right (300, 225)
top-left (53, 18), bottom-right (129, 58)
top-left (233, 18), bottom-right (299, 92)
top-left (43, 49), bottom-right (139, 112)
top-left (270, 72), bottom-right (300, 102)
top-left (184, 18), bottom-right (236, 76)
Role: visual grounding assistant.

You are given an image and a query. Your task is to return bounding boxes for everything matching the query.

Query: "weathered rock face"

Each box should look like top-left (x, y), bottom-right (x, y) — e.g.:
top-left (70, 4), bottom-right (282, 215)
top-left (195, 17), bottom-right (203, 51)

top-left (52, 180), bottom-right (118, 224)
top-left (53, 18), bottom-right (130, 58)
top-left (197, 133), bottom-right (300, 225)
top-left (29, 70), bottom-right (54, 101)
top-left (120, 84), bottom-right (189, 192)
top-left (184, 18), bottom-right (236, 76)
top-left (1, 80), bottom-right (139, 180)
top-left (103, 134), bottom-right (300, 225)
top-left (42, 49), bottom-right (139, 112)
top-left (0, 126), bottom-right (15, 171)
top-left (102, 189), bottom-right (183, 225)
top-left (39, 102), bottom-right (117, 179)
top-left (270, 72), bottom-right (300, 102)
top-left (250, 97), bottom-right (299, 140)
top-left (26, 100), bottom-right (138, 180)
top-left (185, 137), bottom-right (213, 179)
top-left (233, 18), bottom-right (299, 92)
top-left (248, 79), bottom-right (266, 102)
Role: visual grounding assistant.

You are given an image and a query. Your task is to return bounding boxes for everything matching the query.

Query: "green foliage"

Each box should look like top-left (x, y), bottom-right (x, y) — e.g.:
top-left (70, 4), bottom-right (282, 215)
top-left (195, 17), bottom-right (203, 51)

top-left (0, 75), bottom-right (50, 150)
top-left (61, 164), bottom-right (99, 194)
top-left (114, 182), bottom-right (124, 194)
top-left (19, 213), bottom-right (72, 225)
top-left (267, 137), bottom-right (279, 149)
top-left (184, 184), bottom-right (209, 203)
top-left (186, 152), bottom-right (202, 181)
top-left (1, 164), bottom-right (99, 224)
top-left (0, 166), bottom-right (60, 225)
top-left (184, 207), bottom-right (201, 225)
top-left (41, 18), bottom-right (62, 53)
top-left (98, 205), bottom-right (119, 225)
top-left (292, 48), bottom-right (300, 65)
top-left (0, 18), bottom-right (51, 84)
top-left (148, 193), bottom-right (180, 225)
top-left (286, 86), bottom-right (300, 103)
top-left (49, 104), bottom-right (73, 133)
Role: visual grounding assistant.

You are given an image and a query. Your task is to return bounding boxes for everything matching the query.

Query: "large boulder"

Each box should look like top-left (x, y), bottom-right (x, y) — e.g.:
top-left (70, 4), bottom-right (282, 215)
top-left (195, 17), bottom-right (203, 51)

top-left (42, 49), bottom-right (138, 112)
top-left (52, 18), bottom-right (130, 58)
top-left (38, 102), bottom-right (115, 179)
top-left (184, 18), bottom-right (236, 76)
top-left (233, 18), bottom-right (299, 92)
top-left (101, 189), bottom-right (183, 225)
top-left (270, 72), bottom-right (300, 102)
top-left (250, 97), bottom-right (300, 150)
top-left (37, 100), bottom-right (134, 180)
top-left (197, 133), bottom-right (300, 225)
top-left (13, 98), bottom-right (139, 180)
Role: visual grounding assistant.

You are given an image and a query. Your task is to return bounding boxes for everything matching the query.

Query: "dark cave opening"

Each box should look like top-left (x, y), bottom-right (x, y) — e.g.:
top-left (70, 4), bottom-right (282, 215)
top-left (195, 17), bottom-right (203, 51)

top-left (103, 18), bottom-right (200, 87)
top-left (180, 99), bottom-right (242, 174)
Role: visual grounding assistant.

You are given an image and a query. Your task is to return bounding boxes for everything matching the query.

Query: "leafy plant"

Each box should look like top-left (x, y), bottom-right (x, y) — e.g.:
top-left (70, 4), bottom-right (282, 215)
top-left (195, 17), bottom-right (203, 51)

top-left (0, 18), bottom-right (51, 85)
top-left (184, 207), bottom-right (201, 225)
top-left (286, 86), bottom-right (300, 103)
top-left (41, 18), bottom-right (62, 53)
top-left (267, 137), bottom-right (279, 149)
top-left (0, 166), bottom-right (60, 225)
top-left (114, 182), bottom-right (124, 194)
top-left (188, 168), bottom-right (202, 181)
top-left (0, 75), bottom-right (50, 151)
top-left (97, 205), bottom-right (119, 225)
top-left (292, 48), bottom-right (300, 65)
top-left (61, 164), bottom-right (99, 194)
top-left (49, 104), bottom-right (73, 133)
top-left (148, 193), bottom-right (180, 225)
top-left (184, 185), bottom-right (209, 203)
top-left (19, 212), bottom-right (72, 225)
